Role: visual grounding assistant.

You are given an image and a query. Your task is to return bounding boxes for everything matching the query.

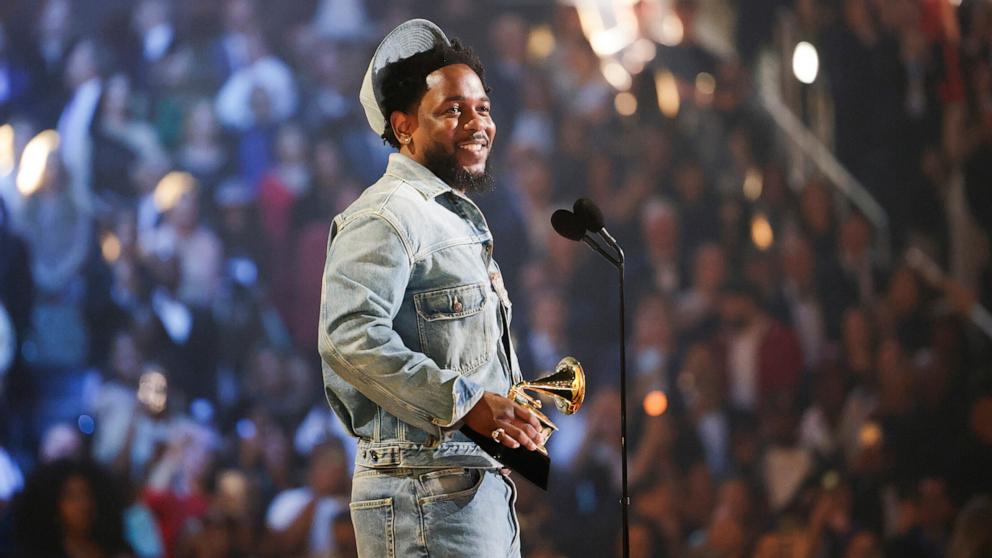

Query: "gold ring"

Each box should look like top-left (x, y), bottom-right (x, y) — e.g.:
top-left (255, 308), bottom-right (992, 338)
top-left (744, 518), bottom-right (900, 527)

top-left (491, 428), bottom-right (505, 442)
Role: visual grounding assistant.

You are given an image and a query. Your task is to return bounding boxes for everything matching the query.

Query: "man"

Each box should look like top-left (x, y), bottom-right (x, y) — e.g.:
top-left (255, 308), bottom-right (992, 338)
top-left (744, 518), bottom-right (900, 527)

top-left (719, 280), bottom-right (803, 415)
top-left (317, 19), bottom-right (544, 557)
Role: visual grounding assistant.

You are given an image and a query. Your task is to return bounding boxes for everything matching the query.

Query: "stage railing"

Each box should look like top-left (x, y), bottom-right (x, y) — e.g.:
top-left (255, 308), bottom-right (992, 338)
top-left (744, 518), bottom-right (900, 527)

top-left (757, 8), bottom-right (892, 266)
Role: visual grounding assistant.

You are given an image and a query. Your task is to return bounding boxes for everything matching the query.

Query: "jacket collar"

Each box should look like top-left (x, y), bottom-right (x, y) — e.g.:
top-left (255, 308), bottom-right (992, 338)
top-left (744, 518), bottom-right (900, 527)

top-left (384, 153), bottom-right (453, 199)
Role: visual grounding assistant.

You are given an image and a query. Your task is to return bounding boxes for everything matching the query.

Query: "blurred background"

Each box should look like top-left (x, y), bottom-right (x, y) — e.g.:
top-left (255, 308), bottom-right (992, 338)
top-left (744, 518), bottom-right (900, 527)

top-left (0, 0), bottom-right (991, 557)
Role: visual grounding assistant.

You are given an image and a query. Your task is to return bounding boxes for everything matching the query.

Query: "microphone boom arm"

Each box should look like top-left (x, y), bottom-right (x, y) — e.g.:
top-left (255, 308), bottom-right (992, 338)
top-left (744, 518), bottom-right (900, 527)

top-left (596, 230), bottom-right (624, 264)
top-left (582, 235), bottom-right (621, 268)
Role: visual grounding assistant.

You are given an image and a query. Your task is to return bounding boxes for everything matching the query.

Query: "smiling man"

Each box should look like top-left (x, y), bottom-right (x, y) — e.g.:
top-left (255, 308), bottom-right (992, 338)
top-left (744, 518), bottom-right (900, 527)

top-left (318, 19), bottom-right (542, 558)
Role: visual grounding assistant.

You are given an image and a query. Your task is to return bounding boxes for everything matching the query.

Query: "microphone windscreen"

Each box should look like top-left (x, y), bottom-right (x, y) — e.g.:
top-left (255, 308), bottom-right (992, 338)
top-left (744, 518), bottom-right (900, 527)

top-left (551, 209), bottom-right (586, 241)
top-left (573, 198), bottom-right (605, 232)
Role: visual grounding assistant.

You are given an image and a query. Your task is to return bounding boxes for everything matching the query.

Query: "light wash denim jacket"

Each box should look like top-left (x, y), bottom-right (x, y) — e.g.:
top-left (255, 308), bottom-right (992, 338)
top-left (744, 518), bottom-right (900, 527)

top-left (318, 153), bottom-right (522, 470)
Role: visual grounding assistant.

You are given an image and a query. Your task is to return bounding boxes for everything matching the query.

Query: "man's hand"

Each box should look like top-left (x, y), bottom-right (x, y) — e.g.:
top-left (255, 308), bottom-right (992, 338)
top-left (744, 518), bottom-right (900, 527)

top-left (464, 392), bottom-right (544, 451)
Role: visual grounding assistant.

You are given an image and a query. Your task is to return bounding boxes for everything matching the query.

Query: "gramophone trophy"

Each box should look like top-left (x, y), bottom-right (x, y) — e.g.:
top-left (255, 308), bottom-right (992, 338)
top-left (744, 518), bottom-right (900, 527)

top-left (461, 356), bottom-right (585, 489)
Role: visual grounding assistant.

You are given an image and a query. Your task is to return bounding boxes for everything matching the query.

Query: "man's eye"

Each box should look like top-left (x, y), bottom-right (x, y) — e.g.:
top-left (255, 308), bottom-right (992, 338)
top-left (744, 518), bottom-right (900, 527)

top-left (479, 106), bottom-right (491, 114)
top-left (446, 106), bottom-right (461, 114)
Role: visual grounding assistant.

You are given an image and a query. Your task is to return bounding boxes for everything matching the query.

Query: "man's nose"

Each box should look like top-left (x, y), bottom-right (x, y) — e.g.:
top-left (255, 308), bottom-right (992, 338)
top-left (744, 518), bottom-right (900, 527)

top-left (463, 110), bottom-right (485, 131)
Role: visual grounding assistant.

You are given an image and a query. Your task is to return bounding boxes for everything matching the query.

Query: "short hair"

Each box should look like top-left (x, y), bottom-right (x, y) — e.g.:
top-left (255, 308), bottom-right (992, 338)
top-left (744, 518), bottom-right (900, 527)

top-left (376, 38), bottom-right (488, 148)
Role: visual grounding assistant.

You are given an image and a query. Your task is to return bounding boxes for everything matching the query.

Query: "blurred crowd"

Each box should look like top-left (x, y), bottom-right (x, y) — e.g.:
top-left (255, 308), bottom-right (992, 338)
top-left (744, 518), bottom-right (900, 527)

top-left (0, 0), bottom-right (991, 557)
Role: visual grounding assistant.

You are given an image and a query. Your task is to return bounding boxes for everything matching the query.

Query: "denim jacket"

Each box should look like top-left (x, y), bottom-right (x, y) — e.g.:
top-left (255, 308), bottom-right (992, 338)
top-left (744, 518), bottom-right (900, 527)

top-left (318, 153), bottom-right (522, 470)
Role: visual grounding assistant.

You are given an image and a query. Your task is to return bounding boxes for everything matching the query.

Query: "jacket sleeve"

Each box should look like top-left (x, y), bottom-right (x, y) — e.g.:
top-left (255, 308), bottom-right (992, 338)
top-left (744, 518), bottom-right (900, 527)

top-left (317, 210), bottom-right (485, 437)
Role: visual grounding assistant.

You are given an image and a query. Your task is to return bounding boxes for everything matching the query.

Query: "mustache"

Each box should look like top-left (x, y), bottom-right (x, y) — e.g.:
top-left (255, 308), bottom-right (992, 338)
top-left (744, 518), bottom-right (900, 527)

top-left (460, 133), bottom-right (490, 145)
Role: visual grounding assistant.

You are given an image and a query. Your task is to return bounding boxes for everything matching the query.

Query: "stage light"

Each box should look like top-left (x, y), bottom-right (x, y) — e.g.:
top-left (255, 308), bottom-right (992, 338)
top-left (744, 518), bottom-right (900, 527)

top-left (658, 13), bottom-right (683, 46)
top-left (0, 124), bottom-right (14, 176)
top-left (792, 41), bottom-right (819, 84)
top-left (655, 70), bottom-right (680, 118)
top-left (527, 24), bottom-right (556, 60)
top-left (630, 38), bottom-right (657, 63)
top-left (751, 213), bottom-right (774, 250)
top-left (153, 171), bottom-right (196, 212)
top-left (643, 390), bottom-right (668, 416)
top-left (602, 59), bottom-right (633, 90)
top-left (743, 168), bottom-right (763, 200)
top-left (615, 92), bottom-right (638, 115)
top-left (621, 51), bottom-right (645, 74)
top-left (622, 38), bottom-right (657, 73)
top-left (16, 130), bottom-right (59, 196)
top-left (576, 0), bottom-right (639, 57)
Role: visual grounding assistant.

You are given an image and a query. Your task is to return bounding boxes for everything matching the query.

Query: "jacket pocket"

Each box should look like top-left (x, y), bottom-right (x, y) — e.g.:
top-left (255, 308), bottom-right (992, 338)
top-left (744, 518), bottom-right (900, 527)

top-left (414, 283), bottom-right (493, 373)
top-left (349, 497), bottom-right (394, 558)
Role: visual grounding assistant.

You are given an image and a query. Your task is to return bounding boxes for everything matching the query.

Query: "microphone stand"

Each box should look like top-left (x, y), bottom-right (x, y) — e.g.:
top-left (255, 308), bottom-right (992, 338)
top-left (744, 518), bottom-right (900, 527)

top-left (551, 208), bottom-right (630, 557)
top-left (586, 233), bottom-right (629, 558)
top-left (607, 237), bottom-right (629, 558)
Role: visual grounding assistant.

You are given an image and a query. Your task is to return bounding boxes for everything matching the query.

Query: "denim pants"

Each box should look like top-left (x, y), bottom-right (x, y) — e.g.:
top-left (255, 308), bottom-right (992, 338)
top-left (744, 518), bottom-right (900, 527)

top-left (349, 466), bottom-right (520, 558)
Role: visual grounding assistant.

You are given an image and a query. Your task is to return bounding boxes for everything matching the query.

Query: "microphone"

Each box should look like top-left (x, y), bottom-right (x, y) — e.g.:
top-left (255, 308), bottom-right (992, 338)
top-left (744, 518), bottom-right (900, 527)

top-left (573, 198), bottom-right (623, 263)
top-left (551, 209), bottom-right (620, 267)
top-left (550, 209), bottom-right (585, 241)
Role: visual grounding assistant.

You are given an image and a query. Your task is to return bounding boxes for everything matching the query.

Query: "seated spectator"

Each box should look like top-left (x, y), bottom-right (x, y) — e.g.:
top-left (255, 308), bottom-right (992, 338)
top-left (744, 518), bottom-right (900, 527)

top-left (12, 459), bottom-right (133, 557)
top-left (264, 441), bottom-right (350, 558)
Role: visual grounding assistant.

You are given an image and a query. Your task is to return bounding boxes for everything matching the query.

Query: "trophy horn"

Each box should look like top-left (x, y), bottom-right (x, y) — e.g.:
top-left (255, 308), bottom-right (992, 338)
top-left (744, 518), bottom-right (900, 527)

top-left (510, 356), bottom-right (585, 416)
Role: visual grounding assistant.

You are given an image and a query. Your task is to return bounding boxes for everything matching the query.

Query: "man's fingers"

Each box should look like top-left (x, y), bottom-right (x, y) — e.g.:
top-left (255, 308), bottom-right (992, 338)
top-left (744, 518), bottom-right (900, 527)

top-left (496, 421), bottom-right (540, 451)
top-left (519, 422), bottom-right (542, 444)
top-left (513, 402), bottom-right (542, 431)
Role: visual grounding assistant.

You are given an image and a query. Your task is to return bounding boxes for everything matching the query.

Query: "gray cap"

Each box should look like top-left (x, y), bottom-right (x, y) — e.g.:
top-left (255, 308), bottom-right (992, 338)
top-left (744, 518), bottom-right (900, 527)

top-left (359, 19), bottom-right (451, 136)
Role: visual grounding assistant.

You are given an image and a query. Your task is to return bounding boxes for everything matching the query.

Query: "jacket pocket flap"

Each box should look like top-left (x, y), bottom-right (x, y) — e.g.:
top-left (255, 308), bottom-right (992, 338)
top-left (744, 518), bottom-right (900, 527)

top-left (414, 283), bottom-right (487, 322)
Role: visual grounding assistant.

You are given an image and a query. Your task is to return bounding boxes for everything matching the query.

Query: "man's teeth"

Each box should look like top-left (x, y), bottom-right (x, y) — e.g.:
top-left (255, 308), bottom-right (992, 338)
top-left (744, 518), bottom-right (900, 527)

top-left (459, 144), bottom-right (485, 152)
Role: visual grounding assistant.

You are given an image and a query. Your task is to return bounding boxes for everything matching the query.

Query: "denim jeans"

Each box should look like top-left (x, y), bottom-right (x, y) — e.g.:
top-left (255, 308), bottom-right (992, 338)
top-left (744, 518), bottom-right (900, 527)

top-left (349, 466), bottom-right (520, 558)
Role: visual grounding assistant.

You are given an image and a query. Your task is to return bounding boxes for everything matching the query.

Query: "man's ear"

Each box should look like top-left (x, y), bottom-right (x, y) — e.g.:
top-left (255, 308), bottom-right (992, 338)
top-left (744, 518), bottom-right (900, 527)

top-left (390, 110), bottom-right (417, 142)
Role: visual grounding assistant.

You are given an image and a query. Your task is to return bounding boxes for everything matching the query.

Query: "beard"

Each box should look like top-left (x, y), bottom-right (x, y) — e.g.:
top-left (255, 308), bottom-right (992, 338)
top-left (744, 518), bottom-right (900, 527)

top-left (421, 142), bottom-right (495, 195)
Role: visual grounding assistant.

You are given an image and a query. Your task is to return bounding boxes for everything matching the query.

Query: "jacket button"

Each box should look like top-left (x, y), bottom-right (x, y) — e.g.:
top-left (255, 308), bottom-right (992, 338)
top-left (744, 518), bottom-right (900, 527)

top-left (453, 298), bottom-right (464, 313)
top-left (370, 450), bottom-right (378, 461)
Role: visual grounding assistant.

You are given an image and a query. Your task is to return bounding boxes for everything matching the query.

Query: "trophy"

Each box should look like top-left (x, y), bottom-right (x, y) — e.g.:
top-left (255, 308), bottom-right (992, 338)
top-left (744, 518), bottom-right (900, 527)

top-left (462, 356), bottom-right (585, 489)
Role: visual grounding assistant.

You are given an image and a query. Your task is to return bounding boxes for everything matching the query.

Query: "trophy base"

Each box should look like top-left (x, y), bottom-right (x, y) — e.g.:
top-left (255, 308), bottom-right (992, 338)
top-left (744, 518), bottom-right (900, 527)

top-left (460, 426), bottom-right (550, 490)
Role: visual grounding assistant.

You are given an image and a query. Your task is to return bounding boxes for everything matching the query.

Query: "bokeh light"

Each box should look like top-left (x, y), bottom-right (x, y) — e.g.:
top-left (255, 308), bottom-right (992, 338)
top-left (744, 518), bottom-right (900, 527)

top-left (137, 368), bottom-right (168, 414)
top-left (576, 3), bottom-right (639, 57)
top-left (655, 70), bottom-right (680, 118)
top-left (527, 25), bottom-right (556, 60)
top-left (16, 129), bottom-right (59, 196)
top-left (695, 72), bottom-right (716, 105)
top-left (614, 91), bottom-right (638, 116)
top-left (643, 390), bottom-right (669, 417)
top-left (77, 414), bottom-right (95, 435)
top-left (602, 59), bottom-right (633, 91)
top-left (629, 38), bottom-right (657, 64)
top-left (0, 124), bottom-right (14, 176)
top-left (658, 13), bottom-right (684, 46)
top-left (743, 168), bottom-right (763, 200)
top-left (751, 214), bottom-right (774, 250)
top-left (859, 421), bottom-right (883, 448)
top-left (101, 232), bottom-right (122, 263)
top-left (792, 41), bottom-right (819, 84)
top-left (695, 72), bottom-right (716, 96)
top-left (153, 171), bottom-right (196, 212)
